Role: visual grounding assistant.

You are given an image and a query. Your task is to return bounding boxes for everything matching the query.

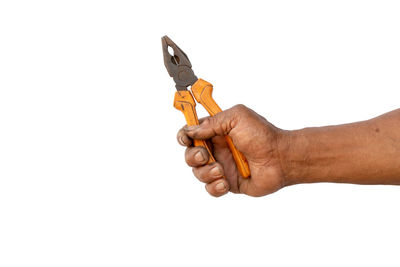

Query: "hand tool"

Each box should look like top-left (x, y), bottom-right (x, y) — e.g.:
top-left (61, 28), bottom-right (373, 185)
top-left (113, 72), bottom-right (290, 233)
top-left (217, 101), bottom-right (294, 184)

top-left (161, 36), bottom-right (251, 178)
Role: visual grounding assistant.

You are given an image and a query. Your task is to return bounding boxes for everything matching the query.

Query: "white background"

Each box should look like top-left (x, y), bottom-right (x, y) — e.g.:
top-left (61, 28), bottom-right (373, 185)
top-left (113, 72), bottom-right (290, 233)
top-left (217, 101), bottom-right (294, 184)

top-left (1, 0), bottom-right (400, 266)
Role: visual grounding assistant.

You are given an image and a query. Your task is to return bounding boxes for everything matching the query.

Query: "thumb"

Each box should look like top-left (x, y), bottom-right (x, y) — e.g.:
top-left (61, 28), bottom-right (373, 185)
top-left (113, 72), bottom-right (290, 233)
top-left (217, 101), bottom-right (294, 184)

top-left (184, 106), bottom-right (239, 140)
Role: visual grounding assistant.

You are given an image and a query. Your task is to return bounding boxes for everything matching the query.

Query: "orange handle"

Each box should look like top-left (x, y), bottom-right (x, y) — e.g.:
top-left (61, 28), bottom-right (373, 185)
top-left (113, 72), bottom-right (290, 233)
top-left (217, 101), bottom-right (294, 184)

top-left (174, 90), bottom-right (215, 164)
top-left (191, 79), bottom-right (251, 178)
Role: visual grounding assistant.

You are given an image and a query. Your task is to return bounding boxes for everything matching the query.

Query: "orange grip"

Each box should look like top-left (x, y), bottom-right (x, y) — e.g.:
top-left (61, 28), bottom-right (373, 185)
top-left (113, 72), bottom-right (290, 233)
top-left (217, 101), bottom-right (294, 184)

top-left (174, 90), bottom-right (215, 164)
top-left (191, 79), bottom-right (251, 178)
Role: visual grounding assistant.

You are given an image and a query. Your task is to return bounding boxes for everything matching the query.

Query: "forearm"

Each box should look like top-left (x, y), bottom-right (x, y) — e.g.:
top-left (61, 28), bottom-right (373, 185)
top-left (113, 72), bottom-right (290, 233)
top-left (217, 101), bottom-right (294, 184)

top-left (280, 109), bottom-right (400, 186)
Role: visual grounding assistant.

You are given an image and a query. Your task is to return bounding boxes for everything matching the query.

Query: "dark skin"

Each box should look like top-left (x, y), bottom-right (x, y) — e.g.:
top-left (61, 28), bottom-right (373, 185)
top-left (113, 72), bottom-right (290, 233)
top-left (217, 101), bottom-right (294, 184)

top-left (177, 105), bottom-right (400, 197)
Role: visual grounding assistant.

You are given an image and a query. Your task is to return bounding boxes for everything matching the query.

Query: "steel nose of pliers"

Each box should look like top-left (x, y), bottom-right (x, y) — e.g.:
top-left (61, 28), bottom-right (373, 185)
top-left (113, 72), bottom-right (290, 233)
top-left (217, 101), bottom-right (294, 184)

top-left (162, 36), bottom-right (197, 90)
top-left (162, 35), bottom-right (191, 77)
top-left (162, 36), bottom-right (251, 178)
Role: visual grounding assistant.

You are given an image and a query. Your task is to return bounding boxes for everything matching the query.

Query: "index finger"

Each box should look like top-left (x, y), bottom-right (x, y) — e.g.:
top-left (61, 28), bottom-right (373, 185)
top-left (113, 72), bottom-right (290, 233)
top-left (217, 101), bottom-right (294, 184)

top-left (177, 116), bottom-right (210, 147)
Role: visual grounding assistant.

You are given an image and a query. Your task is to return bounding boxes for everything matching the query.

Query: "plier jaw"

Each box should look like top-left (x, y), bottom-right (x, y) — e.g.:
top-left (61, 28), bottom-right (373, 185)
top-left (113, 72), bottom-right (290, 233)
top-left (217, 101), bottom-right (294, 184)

top-left (162, 36), bottom-right (251, 178)
top-left (161, 35), bottom-right (198, 91)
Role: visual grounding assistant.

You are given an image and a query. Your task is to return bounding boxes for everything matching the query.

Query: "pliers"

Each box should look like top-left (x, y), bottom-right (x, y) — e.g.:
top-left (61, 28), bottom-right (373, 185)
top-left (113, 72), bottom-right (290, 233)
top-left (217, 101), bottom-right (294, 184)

top-left (161, 36), bottom-right (250, 178)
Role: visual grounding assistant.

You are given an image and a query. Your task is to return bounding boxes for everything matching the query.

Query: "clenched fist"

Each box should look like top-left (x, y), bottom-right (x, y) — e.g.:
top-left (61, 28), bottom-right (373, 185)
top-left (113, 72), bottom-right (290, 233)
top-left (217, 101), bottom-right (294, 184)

top-left (177, 104), bottom-right (288, 197)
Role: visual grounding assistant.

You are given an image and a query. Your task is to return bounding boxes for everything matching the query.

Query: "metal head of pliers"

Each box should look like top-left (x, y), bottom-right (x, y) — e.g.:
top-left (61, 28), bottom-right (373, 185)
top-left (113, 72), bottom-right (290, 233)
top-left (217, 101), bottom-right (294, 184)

top-left (162, 36), bottom-right (198, 91)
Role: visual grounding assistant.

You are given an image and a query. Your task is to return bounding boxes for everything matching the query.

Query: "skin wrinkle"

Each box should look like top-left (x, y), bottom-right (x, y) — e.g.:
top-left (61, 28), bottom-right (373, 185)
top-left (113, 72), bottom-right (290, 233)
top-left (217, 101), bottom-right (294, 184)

top-left (180, 105), bottom-right (400, 197)
top-left (274, 131), bottom-right (287, 188)
top-left (276, 130), bottom-right (289, 185)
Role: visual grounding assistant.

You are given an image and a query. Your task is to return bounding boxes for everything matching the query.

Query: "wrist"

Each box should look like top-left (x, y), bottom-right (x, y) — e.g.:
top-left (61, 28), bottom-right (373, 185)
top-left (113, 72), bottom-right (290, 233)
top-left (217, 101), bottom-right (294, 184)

top-left (277, 129), bottom-right (309, 186)
top-left (275, 109), bottom-right (400, 187)
top-left (277, 125), bottom-right (357, 186)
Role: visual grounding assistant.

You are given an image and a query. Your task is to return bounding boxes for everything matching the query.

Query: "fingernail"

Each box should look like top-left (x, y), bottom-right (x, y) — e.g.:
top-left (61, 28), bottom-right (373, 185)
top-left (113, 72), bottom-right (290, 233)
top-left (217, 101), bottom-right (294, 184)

top-left (210, 166), bottom-right (222, 177)
top-left (215, 182), bottom-right (226, 192)
top-left (178, 136), bottom-right (185, 145)
top-left (194, 151), bottom-right (205, 162)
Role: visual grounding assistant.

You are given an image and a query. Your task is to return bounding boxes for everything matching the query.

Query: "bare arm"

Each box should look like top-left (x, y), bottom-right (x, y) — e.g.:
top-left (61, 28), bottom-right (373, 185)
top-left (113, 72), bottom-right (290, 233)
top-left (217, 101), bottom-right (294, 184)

top-left (178, 105), bottom-right (400, 197)
top-left (281, 109), bottom-right (400, 186)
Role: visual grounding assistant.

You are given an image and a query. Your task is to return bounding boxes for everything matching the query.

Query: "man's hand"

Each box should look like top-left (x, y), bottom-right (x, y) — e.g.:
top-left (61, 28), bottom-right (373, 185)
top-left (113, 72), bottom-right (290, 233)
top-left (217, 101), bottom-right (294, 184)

top-left (177, 104), bottom-right (287, 197)
top-left (178, 105), bottom-right (400, 197)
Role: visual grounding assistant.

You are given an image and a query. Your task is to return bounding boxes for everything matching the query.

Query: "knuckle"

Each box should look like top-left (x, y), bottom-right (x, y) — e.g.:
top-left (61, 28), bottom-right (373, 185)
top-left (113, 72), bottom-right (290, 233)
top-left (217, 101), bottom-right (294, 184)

top-left (229, 104), bottom-right (249, 128)
top-left (198, 176), bottom-right (209, 183)
top-left (233, 104), bottom-right (247, 112)
top-left (207, 115), bottom-right (217, 124)
top-left (232, 104), bottom-right (250, 118)
top-left (200, 116), bottom-right (213, 127)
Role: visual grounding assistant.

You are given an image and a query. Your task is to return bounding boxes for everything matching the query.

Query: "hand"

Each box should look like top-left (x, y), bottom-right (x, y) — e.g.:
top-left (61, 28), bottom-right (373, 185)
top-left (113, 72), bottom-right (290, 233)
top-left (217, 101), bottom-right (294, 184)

top-left (177, 104), bottom-right (287, 197)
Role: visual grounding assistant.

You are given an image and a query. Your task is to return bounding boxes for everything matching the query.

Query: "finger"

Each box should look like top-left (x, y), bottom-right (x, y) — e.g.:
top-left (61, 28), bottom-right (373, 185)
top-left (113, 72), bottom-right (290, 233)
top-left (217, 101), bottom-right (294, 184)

top-left (185, 146), bottom-right (209, 167)
top-left (197, 117), bottom-right (207, 124)
top-left (205, 179), bottom-right (229, 197)
top-left (192, 162), bottom-right (224, 183)
top-left (184, 105), bottom-right (246, 140)
top-left (177, 127), bottom-right (192, 147)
